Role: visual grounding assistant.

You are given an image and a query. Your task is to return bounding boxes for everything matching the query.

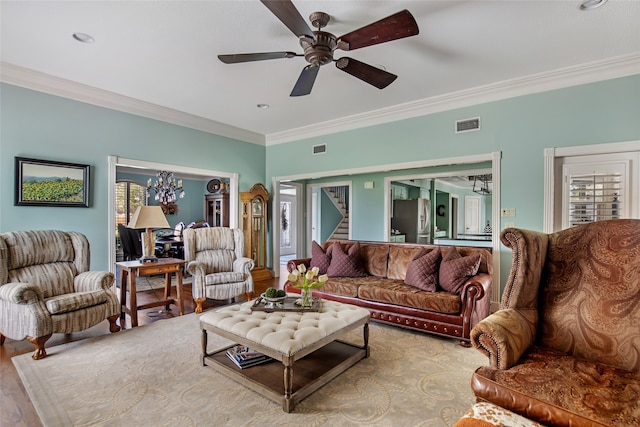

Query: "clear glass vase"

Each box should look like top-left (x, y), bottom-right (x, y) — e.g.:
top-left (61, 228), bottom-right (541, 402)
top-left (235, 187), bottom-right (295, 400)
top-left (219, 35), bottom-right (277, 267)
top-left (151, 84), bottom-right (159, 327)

top-left (301, 287), bottom-right (313, 308)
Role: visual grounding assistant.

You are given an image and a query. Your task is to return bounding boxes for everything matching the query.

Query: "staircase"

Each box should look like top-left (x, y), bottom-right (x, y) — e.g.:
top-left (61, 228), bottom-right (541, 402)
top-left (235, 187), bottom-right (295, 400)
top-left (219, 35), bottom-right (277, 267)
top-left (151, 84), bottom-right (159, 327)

top-left (324, 186), bottom-right (349, 240)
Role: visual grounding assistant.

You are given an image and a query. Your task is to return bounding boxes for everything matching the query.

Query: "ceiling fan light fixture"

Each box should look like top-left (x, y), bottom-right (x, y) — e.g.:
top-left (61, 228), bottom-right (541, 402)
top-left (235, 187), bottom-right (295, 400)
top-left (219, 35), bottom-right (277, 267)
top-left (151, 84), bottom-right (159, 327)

top-left (72, 32), bottom-right (95, 43)
top-left (579, 0), bottom-right (608, 10)
top-left (221, 2), bottom-right (419, 96)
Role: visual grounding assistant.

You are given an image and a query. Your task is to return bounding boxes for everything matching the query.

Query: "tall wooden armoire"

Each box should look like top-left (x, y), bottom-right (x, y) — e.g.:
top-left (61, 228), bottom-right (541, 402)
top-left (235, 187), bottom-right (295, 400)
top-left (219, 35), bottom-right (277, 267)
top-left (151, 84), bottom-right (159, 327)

top-left (240, 183), bottom-right (272, 281)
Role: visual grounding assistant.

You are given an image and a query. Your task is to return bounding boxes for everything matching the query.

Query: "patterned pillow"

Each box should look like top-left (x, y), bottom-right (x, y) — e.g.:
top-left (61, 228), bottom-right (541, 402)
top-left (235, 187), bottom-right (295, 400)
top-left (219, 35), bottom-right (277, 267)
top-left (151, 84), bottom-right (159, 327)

top-left (404, 248), bottom-right (441, 291)
top-left (439, 247), bottom-right (481, 294)
top-left (327, 242), bottom-right (368, 277)
top-left (309, 240), bottom-right (331, 275)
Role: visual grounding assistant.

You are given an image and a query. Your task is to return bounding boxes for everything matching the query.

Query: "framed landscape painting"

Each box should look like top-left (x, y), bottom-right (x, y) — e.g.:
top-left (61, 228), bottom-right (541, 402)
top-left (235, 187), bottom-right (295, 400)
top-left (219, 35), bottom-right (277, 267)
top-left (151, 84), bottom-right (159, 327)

top-left (15, 157), bottom-right (90, 207)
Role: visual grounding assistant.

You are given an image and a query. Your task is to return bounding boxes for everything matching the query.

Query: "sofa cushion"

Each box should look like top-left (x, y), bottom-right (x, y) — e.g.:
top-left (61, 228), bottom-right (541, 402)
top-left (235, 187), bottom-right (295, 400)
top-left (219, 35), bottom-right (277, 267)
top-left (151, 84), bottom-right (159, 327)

top-left (309, 240), bottom-right (331, 275)
top-left (439, 247), bottom-right (481, 294)
top-left (327, 242), bottom-right (367, 277)
top-left (319, 276), bottom-right (370, 298)
top-left (404, 248), bottom-right (441, 291)
top-left (387, 244), bottom-right (427, 280)
top-left (472, 347), bottom-right (640, 427)
top-left (358, 279), bottom-right (461, 314)
top-left (359, 243), bottom-right (390, 277)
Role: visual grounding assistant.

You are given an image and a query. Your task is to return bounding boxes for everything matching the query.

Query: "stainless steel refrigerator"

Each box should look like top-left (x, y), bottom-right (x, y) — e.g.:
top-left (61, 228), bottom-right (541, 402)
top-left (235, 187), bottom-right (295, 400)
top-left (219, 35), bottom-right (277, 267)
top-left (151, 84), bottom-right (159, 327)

top-left (391, 199), bottom-right (431, 244)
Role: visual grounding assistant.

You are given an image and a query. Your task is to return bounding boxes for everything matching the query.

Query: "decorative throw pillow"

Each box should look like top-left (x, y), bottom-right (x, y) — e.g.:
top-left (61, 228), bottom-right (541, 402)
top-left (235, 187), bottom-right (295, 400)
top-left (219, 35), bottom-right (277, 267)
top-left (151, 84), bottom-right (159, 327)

top-left (309, 240), bottom-right (331, 275)
top-left (327, 242), bottom-right (367, 277)
top-left (439, 247), bottom-right (481, 294)
top-left (404, 248), bottom-right (441, 291)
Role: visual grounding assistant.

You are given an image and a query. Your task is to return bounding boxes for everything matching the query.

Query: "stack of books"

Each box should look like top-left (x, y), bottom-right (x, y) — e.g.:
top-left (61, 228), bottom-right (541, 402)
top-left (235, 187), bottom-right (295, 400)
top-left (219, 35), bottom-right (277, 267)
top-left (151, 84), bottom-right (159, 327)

top-left (226, 345), bottom-right (273, 369)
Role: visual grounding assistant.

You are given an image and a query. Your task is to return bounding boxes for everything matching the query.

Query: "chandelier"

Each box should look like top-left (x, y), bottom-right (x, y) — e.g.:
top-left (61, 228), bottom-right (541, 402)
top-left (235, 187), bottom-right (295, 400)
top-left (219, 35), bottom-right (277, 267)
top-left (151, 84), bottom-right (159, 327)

top-left (472, 174), bottom-right (492, 195)
top-left (147, 171), bottom-right (185, 204)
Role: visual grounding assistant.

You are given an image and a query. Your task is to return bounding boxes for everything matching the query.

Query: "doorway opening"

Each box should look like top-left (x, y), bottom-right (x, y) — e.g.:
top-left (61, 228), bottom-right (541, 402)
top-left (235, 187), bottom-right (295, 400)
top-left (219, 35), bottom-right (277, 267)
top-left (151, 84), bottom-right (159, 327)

top-left (279, 183), bottom-right (298, 265)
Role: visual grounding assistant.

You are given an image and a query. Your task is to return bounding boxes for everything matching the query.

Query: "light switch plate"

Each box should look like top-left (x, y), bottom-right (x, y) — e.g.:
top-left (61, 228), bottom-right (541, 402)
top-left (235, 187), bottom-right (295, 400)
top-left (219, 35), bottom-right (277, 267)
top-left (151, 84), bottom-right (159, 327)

top-left (501, 208), bottom-right (516, 217)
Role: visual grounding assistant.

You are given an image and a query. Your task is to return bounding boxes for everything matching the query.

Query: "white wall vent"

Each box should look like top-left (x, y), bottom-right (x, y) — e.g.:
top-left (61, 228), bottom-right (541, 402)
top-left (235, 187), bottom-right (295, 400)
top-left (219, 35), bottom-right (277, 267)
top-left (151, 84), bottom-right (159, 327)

top-left (313, 144), bottom-right (327, 155)
top-left (456, 117), bottom-right (481, 133)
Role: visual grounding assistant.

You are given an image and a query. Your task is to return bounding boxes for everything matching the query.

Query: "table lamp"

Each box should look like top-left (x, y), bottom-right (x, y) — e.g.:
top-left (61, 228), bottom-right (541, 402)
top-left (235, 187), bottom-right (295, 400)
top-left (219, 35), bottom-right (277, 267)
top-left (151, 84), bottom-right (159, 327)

top-left (128, 206), bottom-right (170, 262)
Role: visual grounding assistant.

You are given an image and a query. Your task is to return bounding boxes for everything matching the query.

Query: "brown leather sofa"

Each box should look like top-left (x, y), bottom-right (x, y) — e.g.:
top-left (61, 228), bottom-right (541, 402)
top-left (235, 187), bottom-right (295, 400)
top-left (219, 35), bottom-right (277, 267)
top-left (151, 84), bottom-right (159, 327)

top-left (285, 240), bottom-right (492, 346)
top-left (470, 220), bottom-right (640, 427)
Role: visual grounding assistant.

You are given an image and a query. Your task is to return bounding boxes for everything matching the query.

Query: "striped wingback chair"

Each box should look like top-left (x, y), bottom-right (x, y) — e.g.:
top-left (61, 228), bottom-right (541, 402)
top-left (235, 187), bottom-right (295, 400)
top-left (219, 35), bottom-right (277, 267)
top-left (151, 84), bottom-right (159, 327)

top-left (0, 230), bottom-right (120, 359)
top-left (183, 227), bottom-right (254, 313)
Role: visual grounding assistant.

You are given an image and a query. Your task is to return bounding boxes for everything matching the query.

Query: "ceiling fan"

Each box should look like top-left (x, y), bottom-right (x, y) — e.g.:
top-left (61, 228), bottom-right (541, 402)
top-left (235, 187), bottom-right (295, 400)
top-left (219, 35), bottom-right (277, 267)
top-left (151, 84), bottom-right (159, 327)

top-left (218, 0), bottom-right (419, 97)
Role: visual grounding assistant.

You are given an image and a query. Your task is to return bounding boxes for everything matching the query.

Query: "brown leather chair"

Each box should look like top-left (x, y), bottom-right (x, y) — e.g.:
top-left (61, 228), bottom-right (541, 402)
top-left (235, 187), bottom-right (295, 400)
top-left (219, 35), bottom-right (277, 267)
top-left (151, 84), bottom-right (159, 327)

top-left (470, 219), bottom-right (640, 427)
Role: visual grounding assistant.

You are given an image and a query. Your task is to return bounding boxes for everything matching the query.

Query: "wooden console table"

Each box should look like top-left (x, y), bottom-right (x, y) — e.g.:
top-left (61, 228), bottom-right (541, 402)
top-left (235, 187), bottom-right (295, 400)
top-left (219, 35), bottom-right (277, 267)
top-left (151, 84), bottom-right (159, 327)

top-left (116, 257), bottom-right (186, 327)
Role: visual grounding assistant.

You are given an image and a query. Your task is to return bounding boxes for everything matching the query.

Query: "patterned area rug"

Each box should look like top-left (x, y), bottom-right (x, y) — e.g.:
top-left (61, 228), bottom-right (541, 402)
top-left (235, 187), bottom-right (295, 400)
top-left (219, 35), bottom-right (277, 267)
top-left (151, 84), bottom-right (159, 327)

top-left (13, 313), bottom-right (486, 426)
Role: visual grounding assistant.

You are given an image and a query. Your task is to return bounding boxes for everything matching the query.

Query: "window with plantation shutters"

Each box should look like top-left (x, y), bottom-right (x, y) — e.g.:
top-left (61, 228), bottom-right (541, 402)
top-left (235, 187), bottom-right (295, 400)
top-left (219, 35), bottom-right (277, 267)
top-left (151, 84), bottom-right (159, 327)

top-left (562, 156), bottom-right (630, 229)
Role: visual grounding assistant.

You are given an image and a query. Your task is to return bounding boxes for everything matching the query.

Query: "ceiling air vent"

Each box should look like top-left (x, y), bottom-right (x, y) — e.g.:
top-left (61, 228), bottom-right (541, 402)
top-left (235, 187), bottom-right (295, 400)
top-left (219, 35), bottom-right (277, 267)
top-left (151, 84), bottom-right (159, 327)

top-left (312, 144), bottom-right (327, 155)
top-left (455, 117), bottom-right (480, 133)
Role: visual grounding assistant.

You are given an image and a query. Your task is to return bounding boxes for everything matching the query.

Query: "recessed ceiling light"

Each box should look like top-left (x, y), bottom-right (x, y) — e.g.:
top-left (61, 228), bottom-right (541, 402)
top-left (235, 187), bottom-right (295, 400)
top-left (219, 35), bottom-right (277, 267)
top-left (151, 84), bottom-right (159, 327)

top-left (72, 32), bottom-right (95, 43)
top-left (257, 104), bottom-right (270, 109)
top-left (579, 0), bottom-right (608, 10)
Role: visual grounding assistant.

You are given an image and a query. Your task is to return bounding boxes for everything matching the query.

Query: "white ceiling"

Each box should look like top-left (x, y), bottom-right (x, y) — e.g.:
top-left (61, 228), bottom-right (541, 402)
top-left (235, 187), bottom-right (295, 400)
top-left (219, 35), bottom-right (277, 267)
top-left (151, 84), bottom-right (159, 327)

top-left (1, 1), bottom-right (639, 146)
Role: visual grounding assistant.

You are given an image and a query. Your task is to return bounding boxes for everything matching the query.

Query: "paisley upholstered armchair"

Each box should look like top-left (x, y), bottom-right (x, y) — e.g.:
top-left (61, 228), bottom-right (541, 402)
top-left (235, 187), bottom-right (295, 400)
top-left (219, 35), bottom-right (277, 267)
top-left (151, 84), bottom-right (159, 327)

top-left (470, 220), bottom-right (640, 426)
top-left (0, 230), bottom-right (120, 359)
top-left (183, 227), bottom-right (254, 313)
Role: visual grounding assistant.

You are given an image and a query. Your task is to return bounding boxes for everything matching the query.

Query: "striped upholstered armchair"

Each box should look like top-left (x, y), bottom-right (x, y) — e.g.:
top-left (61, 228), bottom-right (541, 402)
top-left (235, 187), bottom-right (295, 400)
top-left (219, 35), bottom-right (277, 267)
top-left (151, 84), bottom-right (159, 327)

top-left (183, 227), bottom-right (254, 313)
top-left (0, 230), bottom-right (120, 359)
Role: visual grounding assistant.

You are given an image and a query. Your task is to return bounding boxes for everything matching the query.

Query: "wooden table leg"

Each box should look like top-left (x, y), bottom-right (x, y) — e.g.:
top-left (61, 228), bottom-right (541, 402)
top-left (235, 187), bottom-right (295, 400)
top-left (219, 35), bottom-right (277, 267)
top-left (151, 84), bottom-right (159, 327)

top-left (129, 274), bottom-right (138, 327)
top-left (164, 272), bottom-right (172, 310)
top-left (119, 270), bottom-right (128, 324)
top-left (176, 269), bottom-right (184, 315)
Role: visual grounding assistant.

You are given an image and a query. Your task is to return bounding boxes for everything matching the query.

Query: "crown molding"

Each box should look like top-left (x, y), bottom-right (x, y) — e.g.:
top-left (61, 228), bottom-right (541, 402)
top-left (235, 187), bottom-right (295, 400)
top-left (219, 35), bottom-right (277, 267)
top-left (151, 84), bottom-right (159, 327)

top-left (0, 62), bottom-right (265, 146)
top-left (265, 53), bottom-right (640, 145)
top-left (2, 54), bottom-right (638, 147)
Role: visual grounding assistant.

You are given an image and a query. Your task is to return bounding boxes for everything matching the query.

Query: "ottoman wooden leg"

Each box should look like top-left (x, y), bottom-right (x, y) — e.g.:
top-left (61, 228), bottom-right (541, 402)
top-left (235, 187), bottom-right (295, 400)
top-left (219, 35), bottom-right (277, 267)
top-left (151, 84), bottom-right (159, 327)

top-left (283, 362), bottom-right (294, 412)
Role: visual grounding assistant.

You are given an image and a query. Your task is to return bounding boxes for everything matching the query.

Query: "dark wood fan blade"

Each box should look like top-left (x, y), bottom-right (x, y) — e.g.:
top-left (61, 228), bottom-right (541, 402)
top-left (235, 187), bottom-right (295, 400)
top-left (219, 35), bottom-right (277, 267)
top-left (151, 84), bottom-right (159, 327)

top-left (337, 10), bottom-right (419, 51)
top-left (335, 57), bottom-right (397, 89)
top-left (260, 0), bottom-right (314, 38)
top-left (290, 65), bottom-right (320, 97)
top-left (218, 52), bottom-right (298, 63)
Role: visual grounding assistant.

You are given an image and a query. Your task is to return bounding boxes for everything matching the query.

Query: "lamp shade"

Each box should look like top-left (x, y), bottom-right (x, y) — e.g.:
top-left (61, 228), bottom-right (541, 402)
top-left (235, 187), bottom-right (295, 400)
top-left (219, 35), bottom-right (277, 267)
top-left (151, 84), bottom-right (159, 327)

top-left (128, 206), bottom-right (170, 229)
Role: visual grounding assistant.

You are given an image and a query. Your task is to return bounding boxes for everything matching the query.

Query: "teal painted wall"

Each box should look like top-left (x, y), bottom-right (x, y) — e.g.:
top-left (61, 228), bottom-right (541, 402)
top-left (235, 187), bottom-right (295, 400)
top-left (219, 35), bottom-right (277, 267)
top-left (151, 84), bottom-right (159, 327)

top-left (1, 83), bottom-right (265, 271)
top-left (2, 76), bottom-right (639, 285)
top-left (266, 75), bottom-right (640, 287)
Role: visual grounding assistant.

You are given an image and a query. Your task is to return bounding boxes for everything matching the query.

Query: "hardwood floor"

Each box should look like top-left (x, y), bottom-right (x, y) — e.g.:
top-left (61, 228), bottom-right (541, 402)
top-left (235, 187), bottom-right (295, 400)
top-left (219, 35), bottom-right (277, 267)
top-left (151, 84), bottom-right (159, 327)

top-left (0, 273), bottom-right (284, 427)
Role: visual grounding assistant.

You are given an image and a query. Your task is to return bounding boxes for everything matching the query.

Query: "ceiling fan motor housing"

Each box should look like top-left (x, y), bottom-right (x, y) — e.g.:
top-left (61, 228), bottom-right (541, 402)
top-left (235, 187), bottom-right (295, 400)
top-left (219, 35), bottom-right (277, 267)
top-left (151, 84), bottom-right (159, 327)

top-left (300, 31), bottom-right (336, 66)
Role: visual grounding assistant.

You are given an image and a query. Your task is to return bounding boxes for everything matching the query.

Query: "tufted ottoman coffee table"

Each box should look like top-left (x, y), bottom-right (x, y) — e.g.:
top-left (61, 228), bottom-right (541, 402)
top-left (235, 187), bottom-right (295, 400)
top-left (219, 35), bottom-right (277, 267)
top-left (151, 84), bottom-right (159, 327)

top-left (200, 298), bottom-right (370, 412)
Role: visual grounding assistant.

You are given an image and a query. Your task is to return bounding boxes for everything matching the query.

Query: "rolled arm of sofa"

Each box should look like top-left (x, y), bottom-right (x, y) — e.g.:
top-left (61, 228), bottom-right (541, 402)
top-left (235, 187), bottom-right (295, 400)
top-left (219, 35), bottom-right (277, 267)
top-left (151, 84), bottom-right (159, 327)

top-left (74, 271), bottom-right (115, 292)
top-left (286, 258), bottom-right (311, 273)
top-left (470, 308), bottom-right (538, 369)
top-left (461, 273), bottom-right (492, 325)
top-left (0, 282), bottom-right (44, 304)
